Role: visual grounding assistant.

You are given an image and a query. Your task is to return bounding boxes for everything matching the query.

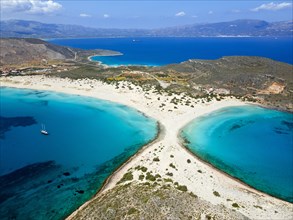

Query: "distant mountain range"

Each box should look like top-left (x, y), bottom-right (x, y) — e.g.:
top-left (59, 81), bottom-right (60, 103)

top-left (0, 19), bottom-right (292, 38)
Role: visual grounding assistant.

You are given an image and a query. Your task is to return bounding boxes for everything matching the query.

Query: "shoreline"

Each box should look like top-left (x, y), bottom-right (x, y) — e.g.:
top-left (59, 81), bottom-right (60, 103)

top-left (97, 121), bottom-right (163, 194)
top-left (1, 75), bottom-right (292, 220)
top-left (88, 55), bottom-right (158, 68)
top-left (176, 106), bottom-right (293, 205)
top-left (66, 122), bottom-right (165, 219)
top-left (177, 133), bottom-right (291, 205)
top-left (87, 54), bottom-right (123, 68)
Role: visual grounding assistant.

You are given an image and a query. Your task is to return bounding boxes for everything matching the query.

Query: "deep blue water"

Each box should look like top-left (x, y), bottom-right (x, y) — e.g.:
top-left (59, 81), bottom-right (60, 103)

top-left (49, 37), bottom-right (293, 66)
top-left (0, 87), bottom-right (157, 219)
top-left (181, 106), bottom-right (293, 202)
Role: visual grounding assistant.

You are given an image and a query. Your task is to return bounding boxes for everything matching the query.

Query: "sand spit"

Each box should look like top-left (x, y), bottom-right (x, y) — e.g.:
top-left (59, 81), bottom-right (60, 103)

top-left (1, 75), bottom-right (292, 220)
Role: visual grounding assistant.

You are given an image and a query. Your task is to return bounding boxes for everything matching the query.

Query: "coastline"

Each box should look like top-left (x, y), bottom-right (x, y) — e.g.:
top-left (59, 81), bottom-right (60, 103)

top-left (87, 54), bottom-right (123, 68)
top-left (1, 75), bottom-right (292, 220)
top-left (178, 132), bottom-right (291, 205)
top-left (65, 122), bottom-right (164, 219)
top-left (97, 121), bottom-right (163, 194)
top-left (88, 54), bottom-right (158, 68)
top-left (88, 53), bottom-right (123, 59)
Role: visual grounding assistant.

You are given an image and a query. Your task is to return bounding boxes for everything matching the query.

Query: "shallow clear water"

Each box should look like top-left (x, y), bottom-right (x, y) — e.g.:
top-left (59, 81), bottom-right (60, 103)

top-left (0, 87), bottom-right (157, 219)
top-left (181, 106), bottom-right (293, 202)
top-left (49, 37), bottom-right (293, 66)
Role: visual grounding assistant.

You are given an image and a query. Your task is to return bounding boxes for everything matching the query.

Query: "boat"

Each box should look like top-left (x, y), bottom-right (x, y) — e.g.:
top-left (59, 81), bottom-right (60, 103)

top-left (40, 124), bottom-right (49, 135)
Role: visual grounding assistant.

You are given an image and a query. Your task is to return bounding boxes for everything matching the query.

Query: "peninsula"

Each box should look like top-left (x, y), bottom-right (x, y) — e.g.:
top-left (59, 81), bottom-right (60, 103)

top-left (0, 38), bottom-right (292, 220)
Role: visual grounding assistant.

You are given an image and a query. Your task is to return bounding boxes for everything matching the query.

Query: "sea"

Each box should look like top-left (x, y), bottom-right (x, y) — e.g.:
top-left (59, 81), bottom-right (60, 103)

top-left (49, 37), bottom-right (293, 66)
top-left (0, 87), bottom-right (157, 219)
top-left (181, 106), bottom-right (293, 202)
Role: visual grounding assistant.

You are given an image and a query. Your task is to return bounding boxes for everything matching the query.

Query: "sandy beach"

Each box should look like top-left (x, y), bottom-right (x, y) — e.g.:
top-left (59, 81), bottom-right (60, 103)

top-left (1, 75), bottom-right (292, 220)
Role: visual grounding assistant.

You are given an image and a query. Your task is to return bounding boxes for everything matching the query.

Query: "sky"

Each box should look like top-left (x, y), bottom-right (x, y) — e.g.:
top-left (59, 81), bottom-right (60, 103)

top-left (0, 0), bottom-right (292, 28)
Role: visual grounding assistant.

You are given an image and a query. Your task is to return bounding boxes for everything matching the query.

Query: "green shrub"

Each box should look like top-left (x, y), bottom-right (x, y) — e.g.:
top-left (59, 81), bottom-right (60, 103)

top-left (189, 192), bottom-right (197, 198)
top-left (141, 166), bottom-right (148, 172)
top-left (177, 185), bottom-right (188, 192)
top-left (169, 163), bottom-right (176, 169)
top-left (146, 172), bottom-right (156, 181)
top-left (155, 174), bottom-right (161, 178)
top-left (254, 205), bottom-right (263, 209)
top-left (128, 207), bottom-right (138, 215)
top-left (163, 178), bottom-right (173, 183)
top-left (153, 157), bottom-right (160, 162)
top-left (213, 191), bottom-right (220, 197)
top-left (118, 171), bottom-right (133, 183)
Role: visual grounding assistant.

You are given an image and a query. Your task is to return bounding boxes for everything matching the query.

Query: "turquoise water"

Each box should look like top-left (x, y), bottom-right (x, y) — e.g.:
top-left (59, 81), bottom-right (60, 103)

top-left (0, 87), bottom-right (157, 219)
top-left (181, 106), bottom-right (293, 202)
top-left (49, 37), bottom-right (293, 66)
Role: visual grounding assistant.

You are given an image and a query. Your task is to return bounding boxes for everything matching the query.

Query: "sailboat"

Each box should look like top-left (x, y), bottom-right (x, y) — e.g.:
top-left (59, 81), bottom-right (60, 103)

top-left (40, 124), bottom-right (49, 135)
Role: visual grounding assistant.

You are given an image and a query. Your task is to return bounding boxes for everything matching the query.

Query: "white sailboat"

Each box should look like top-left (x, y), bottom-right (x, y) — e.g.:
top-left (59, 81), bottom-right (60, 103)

top-left (41, 124), bottom-right (49, 135)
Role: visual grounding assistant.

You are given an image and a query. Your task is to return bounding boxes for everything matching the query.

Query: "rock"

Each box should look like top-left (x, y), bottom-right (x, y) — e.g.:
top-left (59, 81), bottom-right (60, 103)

top-left (76, 190), bottom-right (84, 194)
top-left (63, 172), bottom-right (71, 176)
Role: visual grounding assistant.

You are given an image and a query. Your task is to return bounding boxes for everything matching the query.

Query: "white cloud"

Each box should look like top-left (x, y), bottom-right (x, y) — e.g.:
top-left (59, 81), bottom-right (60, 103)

top-left (103, 14), bottom-right (110, 18)
top-left (251, 2), bottom-right (292, 12)
top-left (175, 11), bottom-right (186, 17)
top-left (208, 10), bottom-right (213, 14)
top-left (0, 0), bottom-right (62, 14)
top-left (80, 13), bottom-right (91, 17)
top-left (231, 9), bottom-right (240, 13)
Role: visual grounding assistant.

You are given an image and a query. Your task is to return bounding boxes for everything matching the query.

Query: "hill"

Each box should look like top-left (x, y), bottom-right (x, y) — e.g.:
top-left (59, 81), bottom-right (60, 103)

top-left (0, 19), bottom-right (292, 38)
top-left (0, 38), bottom-right (75, 65)
top-left (0, 38), bottom-right (120, 66)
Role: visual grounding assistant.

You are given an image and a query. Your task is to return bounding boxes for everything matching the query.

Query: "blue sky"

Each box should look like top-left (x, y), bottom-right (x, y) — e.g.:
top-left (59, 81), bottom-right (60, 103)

top-left (1, 1), bottom-right (292, 28)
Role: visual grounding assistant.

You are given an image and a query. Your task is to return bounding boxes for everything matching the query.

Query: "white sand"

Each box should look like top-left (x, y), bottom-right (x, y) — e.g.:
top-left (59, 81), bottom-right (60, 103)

top-left (1, 75), bottom-right (292, 220)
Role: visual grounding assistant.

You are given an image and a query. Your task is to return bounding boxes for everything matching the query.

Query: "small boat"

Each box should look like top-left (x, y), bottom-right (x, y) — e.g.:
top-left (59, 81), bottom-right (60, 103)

top-left (41, 124), bottom-right (49, 135)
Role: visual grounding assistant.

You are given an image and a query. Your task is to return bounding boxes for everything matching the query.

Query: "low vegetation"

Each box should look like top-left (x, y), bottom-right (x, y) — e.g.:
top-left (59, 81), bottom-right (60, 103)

top-left (127, 207), bottom-right (139, 215)
top-left (169, 163), bottom-right (176, 169)
top-left (166, 172), bottom-right (173, 177)
top-left (213, 191), bottom-right (221, 197)
top-left (176, 185), bottom-right (188, 192)
top-left (69, 182), bottom-right (249, 220)
top-left (135, 166), bottom-right (148, 172)
top-left (145, 172), bottom-right (157, 181)
top-left (118, 171), bottom-right (133, 184)
top-left (153, 157), bottom-right (160, 162)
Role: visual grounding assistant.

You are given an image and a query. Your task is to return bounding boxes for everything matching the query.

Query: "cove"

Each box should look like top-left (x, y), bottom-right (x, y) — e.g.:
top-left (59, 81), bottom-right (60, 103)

top-left (181, 105), bottom-right (293, 202)
top-left (0, 87), bottom-right (157, 219)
